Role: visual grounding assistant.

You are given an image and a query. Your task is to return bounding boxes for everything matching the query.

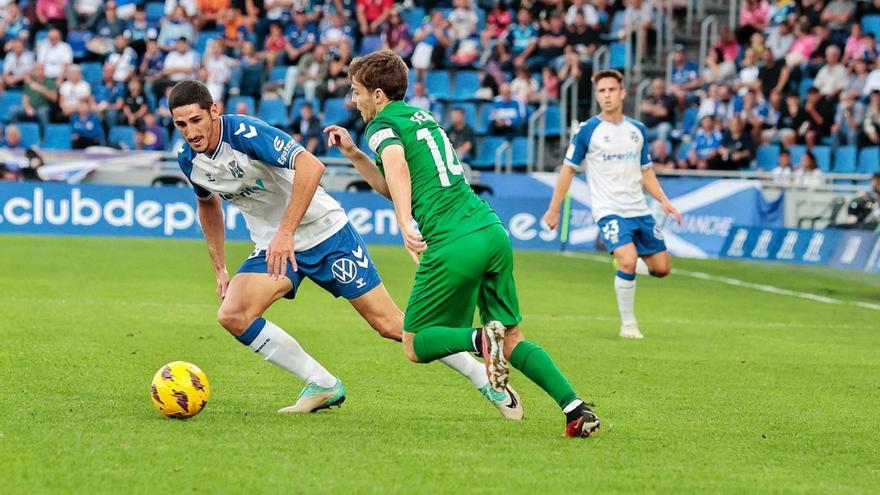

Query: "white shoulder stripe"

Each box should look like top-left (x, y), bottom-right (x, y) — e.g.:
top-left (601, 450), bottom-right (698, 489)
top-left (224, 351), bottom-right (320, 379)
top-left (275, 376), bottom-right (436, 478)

top-left (368, 128), bottom-right (396, 154)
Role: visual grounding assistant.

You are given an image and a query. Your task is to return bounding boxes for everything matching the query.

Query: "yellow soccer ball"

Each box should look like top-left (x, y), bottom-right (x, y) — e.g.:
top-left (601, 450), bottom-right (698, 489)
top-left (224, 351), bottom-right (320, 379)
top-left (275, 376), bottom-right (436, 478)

top-left (150, 361), bottom-right (210, 419)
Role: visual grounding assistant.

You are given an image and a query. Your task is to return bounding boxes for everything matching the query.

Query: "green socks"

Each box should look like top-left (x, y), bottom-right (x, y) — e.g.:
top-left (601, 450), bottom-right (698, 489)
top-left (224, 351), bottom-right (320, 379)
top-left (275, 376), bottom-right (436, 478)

top-left (412, 327), bottom-right (475, 362)
top-left (509, 340), bottom-right (577, 409)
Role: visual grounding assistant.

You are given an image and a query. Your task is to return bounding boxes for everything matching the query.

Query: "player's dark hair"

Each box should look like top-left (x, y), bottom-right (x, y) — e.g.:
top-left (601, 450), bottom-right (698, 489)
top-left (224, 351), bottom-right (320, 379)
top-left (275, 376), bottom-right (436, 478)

top-left (591, 69), bottom-right (624, 86)
top-left (169, 80), bottom-right (214, 112)
top-left (348, 50), bottom-right (408, 101)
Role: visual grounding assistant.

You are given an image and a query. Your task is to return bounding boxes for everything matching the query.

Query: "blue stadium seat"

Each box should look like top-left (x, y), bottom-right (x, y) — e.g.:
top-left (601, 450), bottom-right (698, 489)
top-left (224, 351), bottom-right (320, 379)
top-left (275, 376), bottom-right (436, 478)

top-left (257, 98), bottom-right (288, 126)
top-left (863, 15), bottom-right (880, 38)
top-left (425, 70), bottom-right (451, 100)
top-left (475, 104), bottom-right (492, 135)
top-left (833, 146), bottom-right (857, 173)
top-left (754, 144), bottom-right (780, 170)
top-left (544, 105), bottom-right (561, 137)
top-left (0, 91), bottom-right (23, 122)
top-left (17, 122), bottom-right (40, 148)
top-left (679, 106), bottom-right (698, 136)
top-left (471, 136), bottom-right (508, 169)
top-left (448, 102), bottom-right (477, 127)
top-left (451, 71), bottom-right (480, 101)
top-left (227, 95), bottom-right (256, 115)
top-left (195, 31), bottom-right (221, 54)
top-left (43, 124), bottom-right (72, 150)
top-left (290, 98), bottom-right (319, 122)
top-left (798, 78), bottom-right (814, 99)
top-left (109, 125), bottom-right (137, 149)
top-left (789, 144), bottom-right (807, 168)
top-left (67, 30), bottom-right (92, 60)
top-left (146, 2), bottom-right (165, 23)
top-left (857, 147), bottom-right (880, 174)
top-left (269, 65), bottom-right (289, 82)
top-left (676, 141), bottom-right (693, 162)
top-left (81, 62), bottom-right (103, 86)
top-left (511, 137), bottom-right (529, 167)
top-left (34, 30), bottom-right (49, 47)
top-left (401, 8), bottom-right (426, 32)
top-left (358, 35), bottom-right (383, 56)
top-left (430, 101), bottom-right (445, 121)
top-left (609, 42), bottom-right (628, 70)
top-left (811, 145), bottom-right (832, 172)
top-left (321, 97), bottom-right (348, 126)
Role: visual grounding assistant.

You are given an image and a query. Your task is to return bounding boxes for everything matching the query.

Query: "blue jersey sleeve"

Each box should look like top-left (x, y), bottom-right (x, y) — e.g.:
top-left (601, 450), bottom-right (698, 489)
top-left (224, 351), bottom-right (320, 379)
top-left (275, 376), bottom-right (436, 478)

top-left (225, 115), bottom-right (305, 169)
top-left (629, 118), bottom-right (653, 168)
top-left (563, 117), bottom-right (599, 169)
top-left (177, 146), bottom-right (213, 201)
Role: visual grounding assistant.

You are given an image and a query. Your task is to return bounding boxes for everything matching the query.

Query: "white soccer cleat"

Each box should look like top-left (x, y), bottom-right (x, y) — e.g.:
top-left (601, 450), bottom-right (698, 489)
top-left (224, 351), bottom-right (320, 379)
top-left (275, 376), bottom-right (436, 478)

top-left (481, 321), bottom-right (509, 390)
top-left (480, 384), bottom-right (524, 421)
top-left (619, 323), bottom-right (644, 339)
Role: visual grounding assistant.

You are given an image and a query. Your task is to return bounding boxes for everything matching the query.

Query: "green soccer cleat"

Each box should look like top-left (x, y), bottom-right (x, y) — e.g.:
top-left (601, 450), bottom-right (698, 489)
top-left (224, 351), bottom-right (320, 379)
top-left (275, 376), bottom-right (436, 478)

top-left (278, 378), bottom-right (346, 413)
top-left (480, 383), bottom-right (524, 421)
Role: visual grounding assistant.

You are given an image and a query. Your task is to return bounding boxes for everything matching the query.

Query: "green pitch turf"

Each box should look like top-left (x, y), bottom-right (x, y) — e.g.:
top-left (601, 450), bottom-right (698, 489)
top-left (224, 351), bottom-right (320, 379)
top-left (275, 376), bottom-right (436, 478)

top-left (1, 235), bottom-right (878, 494)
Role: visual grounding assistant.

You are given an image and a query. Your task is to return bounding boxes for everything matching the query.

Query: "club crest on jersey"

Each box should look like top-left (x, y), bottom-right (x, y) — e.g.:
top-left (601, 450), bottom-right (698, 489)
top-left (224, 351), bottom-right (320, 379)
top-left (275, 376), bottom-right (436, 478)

top-left (630, 131), bottom-right (640, 143)
top-left (331, 258), bottom-right (358, 284)
top-left (226, 160), bottom-right (245, 178)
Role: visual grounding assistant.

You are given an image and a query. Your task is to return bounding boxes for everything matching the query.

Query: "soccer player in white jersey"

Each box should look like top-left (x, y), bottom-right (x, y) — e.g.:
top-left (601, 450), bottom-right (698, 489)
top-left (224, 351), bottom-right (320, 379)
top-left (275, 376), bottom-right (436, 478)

top-left (170, 80), bottom-right (522, 418)
top-left (542, 70), bottom-right (682, 339)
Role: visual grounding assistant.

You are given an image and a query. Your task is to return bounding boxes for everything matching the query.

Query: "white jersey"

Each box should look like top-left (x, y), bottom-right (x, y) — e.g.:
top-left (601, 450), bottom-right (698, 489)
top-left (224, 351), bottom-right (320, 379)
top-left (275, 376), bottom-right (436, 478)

top-left (178, 114), bottom-right (347, 251)
top-left (564, 115), bottom-right (653, 221)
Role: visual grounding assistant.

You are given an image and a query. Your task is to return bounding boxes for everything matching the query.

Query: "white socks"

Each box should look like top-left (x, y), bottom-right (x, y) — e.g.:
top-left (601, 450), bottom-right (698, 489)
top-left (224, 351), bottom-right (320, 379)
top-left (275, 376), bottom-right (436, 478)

top-left (614, 272), bottom-right (637, 326)
top-left (240, 318), bottom-right (336, 388)
top-left (439, 352), bottom-right (491, 389)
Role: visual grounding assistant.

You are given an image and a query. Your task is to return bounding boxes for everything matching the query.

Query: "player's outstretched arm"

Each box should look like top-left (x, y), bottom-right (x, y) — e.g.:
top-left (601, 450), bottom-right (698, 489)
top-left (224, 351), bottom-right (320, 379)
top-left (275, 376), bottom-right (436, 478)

top-left (197, 195), bottom-right (229, 299)
top-left (381, 144), bottom-right (426, 264)
top-left (324, 125), bottom-right (391, 198)
top-left (543, 165), bottom-right (578, 230)
top-left (641, 167), bottom-right (683, 224)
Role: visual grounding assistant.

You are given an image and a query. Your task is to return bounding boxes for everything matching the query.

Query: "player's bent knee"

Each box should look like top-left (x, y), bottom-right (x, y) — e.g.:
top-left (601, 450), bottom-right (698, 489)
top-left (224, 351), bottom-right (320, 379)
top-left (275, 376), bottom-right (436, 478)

top-left (617, 259), bottom-right (637, 273)
top-left (503, 326), bottom-right (524, 357)
top-left (401, 340), bottom-right (421, 363)
top-left (370, 315), bottom-right (403, 341)
top-left (650, 267), bottom-right (670, 278)
top-left (216, 307), bottom-right (250, 336)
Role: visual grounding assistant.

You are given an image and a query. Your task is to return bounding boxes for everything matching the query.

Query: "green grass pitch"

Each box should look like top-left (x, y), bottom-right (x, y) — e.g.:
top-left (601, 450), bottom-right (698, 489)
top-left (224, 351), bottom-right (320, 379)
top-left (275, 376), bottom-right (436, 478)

top-left (1, 235), bottom-right (878, 494)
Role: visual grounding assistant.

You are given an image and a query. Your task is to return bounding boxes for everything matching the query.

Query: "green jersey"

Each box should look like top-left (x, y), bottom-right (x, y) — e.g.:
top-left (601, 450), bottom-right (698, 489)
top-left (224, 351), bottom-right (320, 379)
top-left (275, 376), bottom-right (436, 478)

top-left (365, 101), bottom-right (500, 247)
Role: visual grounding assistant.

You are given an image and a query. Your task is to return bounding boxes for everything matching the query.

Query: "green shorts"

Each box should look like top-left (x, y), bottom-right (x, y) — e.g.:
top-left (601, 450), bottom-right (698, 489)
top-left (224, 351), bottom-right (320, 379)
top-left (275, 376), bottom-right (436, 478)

top-left (403, 223), bottom-right (522, 332)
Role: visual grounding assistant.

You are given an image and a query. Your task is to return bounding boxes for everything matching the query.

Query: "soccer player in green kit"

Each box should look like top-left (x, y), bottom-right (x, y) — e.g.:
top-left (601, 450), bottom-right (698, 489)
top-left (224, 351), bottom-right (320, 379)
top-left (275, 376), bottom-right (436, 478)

top-left (324, 50), bottom-right (599, 437)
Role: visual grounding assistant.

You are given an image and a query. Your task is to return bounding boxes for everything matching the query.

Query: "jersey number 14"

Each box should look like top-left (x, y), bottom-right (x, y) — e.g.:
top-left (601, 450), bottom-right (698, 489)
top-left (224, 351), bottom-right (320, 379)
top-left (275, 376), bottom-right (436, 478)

top-left (416, 128), bottom-right (466, 187)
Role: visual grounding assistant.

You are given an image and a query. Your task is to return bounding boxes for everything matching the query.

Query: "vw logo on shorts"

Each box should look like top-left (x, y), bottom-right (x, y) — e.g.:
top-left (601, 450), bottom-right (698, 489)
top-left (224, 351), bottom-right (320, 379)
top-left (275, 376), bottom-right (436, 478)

top-left (331, 258), bottom-right (358, 284)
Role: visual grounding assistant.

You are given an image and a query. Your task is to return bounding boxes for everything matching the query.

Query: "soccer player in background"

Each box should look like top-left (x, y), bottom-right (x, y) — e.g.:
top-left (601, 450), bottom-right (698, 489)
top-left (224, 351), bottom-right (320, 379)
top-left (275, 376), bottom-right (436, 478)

top-left (543, 70), bottom-right (683, 339)
top-left (325, 50), bottom-right (599, 438)
top-left (170, 80), bottom-right (521, 419)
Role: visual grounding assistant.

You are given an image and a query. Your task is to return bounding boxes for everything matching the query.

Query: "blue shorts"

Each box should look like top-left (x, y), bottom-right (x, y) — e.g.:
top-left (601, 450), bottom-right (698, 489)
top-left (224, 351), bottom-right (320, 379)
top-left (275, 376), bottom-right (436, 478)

top-left (237, 223), bottom-right (382, 300)
top-left (597, 214), bottom-right (667, 256)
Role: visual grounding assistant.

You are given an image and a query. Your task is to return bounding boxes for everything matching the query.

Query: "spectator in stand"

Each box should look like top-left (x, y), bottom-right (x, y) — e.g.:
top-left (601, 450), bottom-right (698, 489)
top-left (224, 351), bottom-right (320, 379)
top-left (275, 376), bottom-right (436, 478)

top-left (125, 7), bottom-right (158, 56)
top-left (1, 124), bottom-right (22, 149)
top-left (93, 1), bottom-right (127, 43)
top-left (683, 115), bottom-right (723, 170)
top-left (862, 90), bottom-right (880, 148)
top-left (771, 149), bottom-right (793, 183)
top-left (528, 0), bottom-right (563, 31)
top-left (795, 151), bottom-right (825, 189)
top-left (411, 10), bottom-right (450, 77)
top-left (94, 64), bottom-right (125, 126)
top-left (784, 20), bottom-right (817, 68)
top-left (447, 0), bottom-right (479, 66)
top-left (669, 44), bottom-right (701, 107)
top-left (107, 34), bottom-right (139, 83)
top-left (289, 44), bottom-right (331, 101)
top-left (382, 8), bottom-right (413, 61)
top-left (447, 107), bottom-right (476, 163)
top-left (651, 139), bottom-right (676, 170)
top-left (641, 78), bottom-right (676, 141)
top-left (592, 0), bottom-right (611, 28)
top-left (122, 77), bottom-right (148, 127)
top-left (527, 14), bottom-right (567, 72)
top-left (541, 66), bottom-right (560, 101)
top-left (290, 101), bottom-right (323, 154)
top-left (832, 89), bottom-right (865, 148)
top-left (864, 35), bottom-right (879, 64)
top-left (259, 0), bottom-right (294, 44)
top-left (775, 93), bottom-right (805, 147)
top-left (814, 45), bottom-right (848, 99)
top-left (406, 81), bottom-right (433, 111)
top-left (821, 0), bottom-right (855, 45)
top-left (702, 47), bottom-right (736, 87)
top-left (0, 3), bottom-right (31, 47)
top-left (36, 0), bottom-right (68, 34)
top-left (767, 0), bottom-right (795, 26)
top-left (846, 58), bottom-right (870, 96)
top-left (765, 19), bottom-right (794, 61)
top-left (809, 24), bottom-right (835, 68)
top-left (737, 0), bottom-right (769, 45)
top-left (747, 31), bottom-right (768, 58)
top-left (228, 41), bottom-right (264, 97)
top-left (156, 37), bottom-right (199, 94)
top-left (319, 54), bottom-right (352, 101)
top-left (70, 101), bottom-right (103, 148)
top-left (356, 0), bottom-right (392, 36)
top-left (510, 66), bottom-right (538, 104)
top-left (67, 0), bottom-right (103, 30)
top-left (1, 38), bottom-right (35, 92)
top-left (58, 64), bottom-right (91, 118)
top-left (843, 22), bottom-right (867, 64)
top-left (284, 8), bottom-right (318, 66)
top-left (335, 94), bottom-right (366, 137)
top-left (739, 89), bottom-right (769, 141)
top-left (201, 40), bottom-right (238, 102)
top-left (803, 86), bottom-right (834, 147)
top-left (321, 11), bottom-right (354, 64)
top-left (488, 82), bottom-right (526, 137)
top-left (715, 25), bottom-right (740, 63)
top-left (261, 22), bottom-right (288, 70)
top-left (864, 59), bottom-right (880, 96)
top-left (157, 5), bottom-right (194, 51)
top-left (565, 10), bottom-right (599, 62)
top-left (734, 48), bottom-right (761, 96)
top-left (620, 0), bottom-right (654, 56)
top-left (193, 0), bottom-right (230, 32)
top-left (479, 0), bottom-right (512, 64)
top-left (759, 49), bottom-right (787, 96)
top-left (141, 112), bottom-right (166, 151)
top-left (713, 116), bottom-right (754, 170)
top-left (565, 0), bottom-right (599, 29)
top-left (496, 8), bottom-right (538, 71)
top-left (140, 38), bottom-right (165, 99)
top-left (37, 28), bottom-right (72, 83)
top-left (218, 7), bottom-right (253, 55)
top-left (12, 63), bottom-right (57, 131)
